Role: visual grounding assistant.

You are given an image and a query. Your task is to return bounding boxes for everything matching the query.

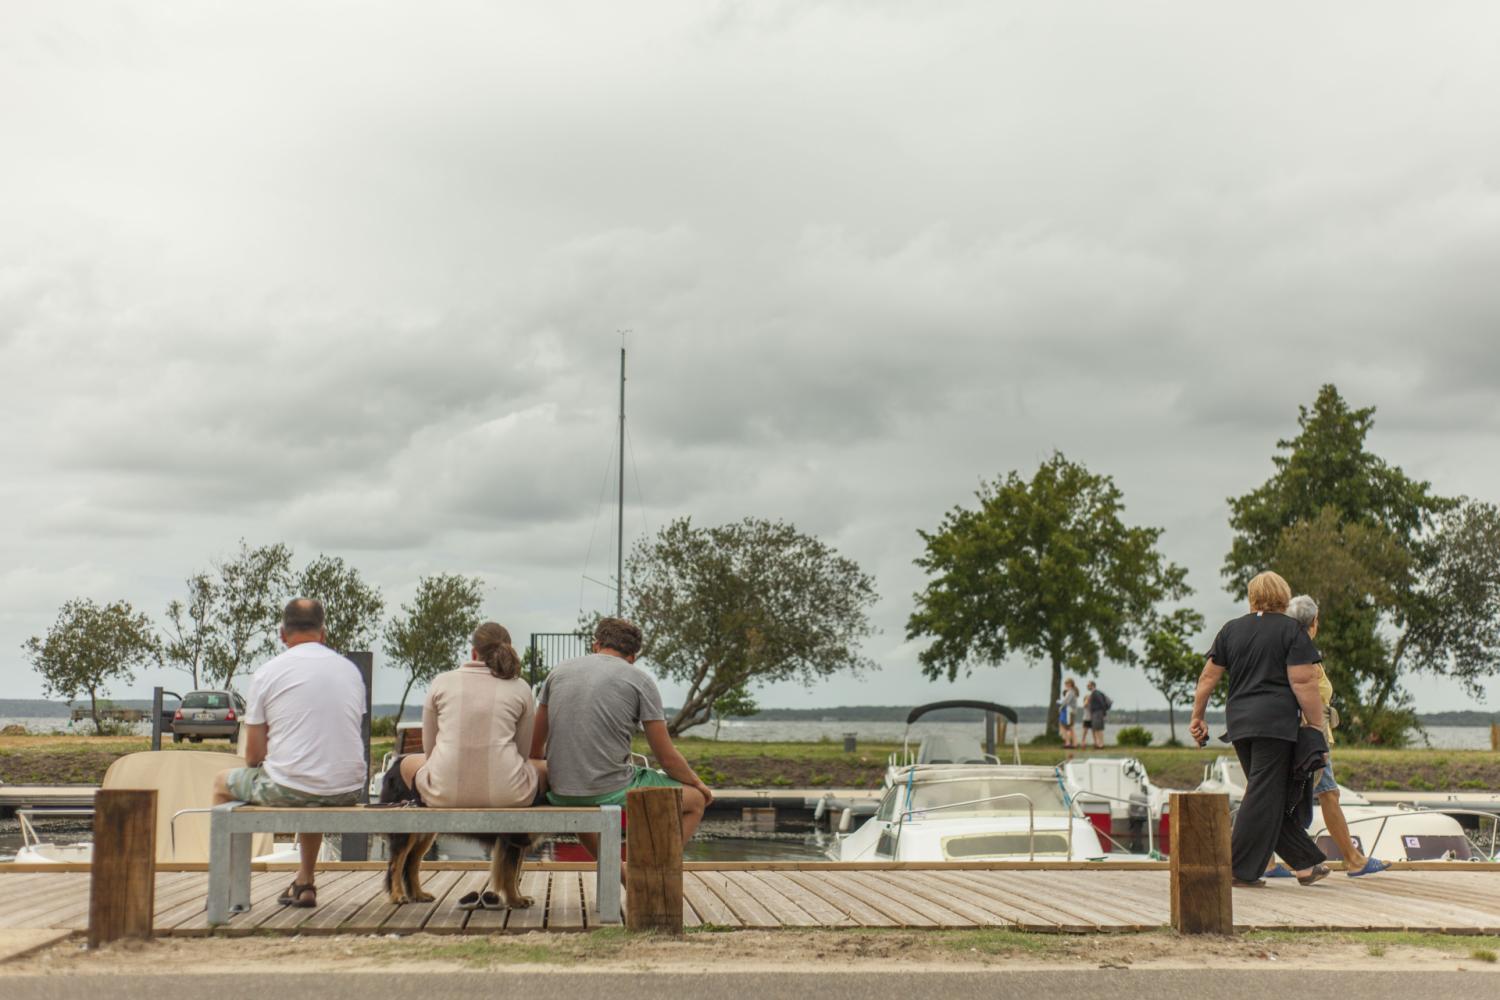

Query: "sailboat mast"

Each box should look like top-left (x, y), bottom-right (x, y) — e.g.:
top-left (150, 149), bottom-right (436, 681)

top-left (616, 343), bottom-right (626, 617)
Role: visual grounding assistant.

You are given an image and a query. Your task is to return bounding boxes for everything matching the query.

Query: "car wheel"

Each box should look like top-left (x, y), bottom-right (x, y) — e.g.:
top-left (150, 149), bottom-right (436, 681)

top-left (191, 736), bottom-right (202, 743)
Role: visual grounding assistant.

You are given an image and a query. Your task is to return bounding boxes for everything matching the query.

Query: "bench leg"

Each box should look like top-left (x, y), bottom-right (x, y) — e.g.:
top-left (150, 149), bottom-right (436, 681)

top-left (596, 804), bottom-right (622, 924)
top-left (207, 807), bottom-right (233, 926)
top-left (230, 832), bottom-right (253, 913)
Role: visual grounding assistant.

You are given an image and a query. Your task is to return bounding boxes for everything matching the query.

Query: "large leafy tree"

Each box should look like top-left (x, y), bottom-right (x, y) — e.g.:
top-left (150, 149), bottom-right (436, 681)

top-left (297, 554), bottom-right (384, 652)
top-left (626, 517), bottom-right (877, 736)
top-left (1141, 607), bottom-right (1206, 744)
top-left (24, 599), bottom-right (158, 733)
top-left (1226, 385), bottom-right (1500, 743)
top-left (908, 452), bottom-right (1190, 735)
top-left (381, 574), bottom-right (485, 723)
top-left (202, 540), bottom-right (294, 693)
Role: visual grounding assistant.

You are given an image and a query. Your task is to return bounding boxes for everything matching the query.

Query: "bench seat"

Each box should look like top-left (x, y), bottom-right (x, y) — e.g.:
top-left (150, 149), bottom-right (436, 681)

top-left (207, 802), bottom-right (621, 925)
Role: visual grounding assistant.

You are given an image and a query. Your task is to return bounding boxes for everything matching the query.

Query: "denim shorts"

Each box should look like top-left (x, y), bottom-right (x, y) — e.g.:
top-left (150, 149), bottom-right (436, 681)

top-left (1311, 761), bottom-right (1339, 796)
top-left (224, 766), bottom-right (362, 807)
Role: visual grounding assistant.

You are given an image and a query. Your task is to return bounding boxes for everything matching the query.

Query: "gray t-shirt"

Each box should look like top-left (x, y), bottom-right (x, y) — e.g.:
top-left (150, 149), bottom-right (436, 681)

top-left (538, 653), bottom-right (666, 797)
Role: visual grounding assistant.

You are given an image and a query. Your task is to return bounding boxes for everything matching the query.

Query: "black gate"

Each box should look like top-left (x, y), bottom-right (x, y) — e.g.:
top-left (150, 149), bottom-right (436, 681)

top-left (527, 631), bottom-right (592, 687)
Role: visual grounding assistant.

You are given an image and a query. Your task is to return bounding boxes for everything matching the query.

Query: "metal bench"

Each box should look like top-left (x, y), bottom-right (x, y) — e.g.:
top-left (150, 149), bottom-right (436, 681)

top-left (207, 802), bottom-right (622, 925)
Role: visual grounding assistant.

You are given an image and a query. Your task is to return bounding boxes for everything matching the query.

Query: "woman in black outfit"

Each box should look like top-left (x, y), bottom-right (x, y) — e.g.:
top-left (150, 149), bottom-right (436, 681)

top-left (1188, 571), bottom-right (1331, 887)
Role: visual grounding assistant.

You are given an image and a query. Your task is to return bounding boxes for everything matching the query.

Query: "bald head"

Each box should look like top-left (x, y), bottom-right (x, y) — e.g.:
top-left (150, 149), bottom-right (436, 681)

top-left (281, 597), bottom-right (327, 646)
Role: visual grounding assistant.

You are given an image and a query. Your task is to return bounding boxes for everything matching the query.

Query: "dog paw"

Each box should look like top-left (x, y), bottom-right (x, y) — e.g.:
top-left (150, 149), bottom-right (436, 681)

top-left (412, 891), bottom-right (435, 903)
top-left (388, 893), bottom-right (408, 905)
top-left (509, 895), bottom-right (534, 909)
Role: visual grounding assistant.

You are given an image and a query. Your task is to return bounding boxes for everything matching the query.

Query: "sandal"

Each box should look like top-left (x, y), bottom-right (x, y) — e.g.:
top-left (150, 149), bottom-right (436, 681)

top-left (1231, 879), bottom-right (1266, 888)
top-left (1347, 857), bottom-right (1390, 878)
top-left (457, 890), bottom-right (503, 911)
top-left (1265, 863), bottom-right (1295, 879)
top-left (277, 880), bottom-right (317, 907)
top-left (1297, 864), bottom-right (1331, 886)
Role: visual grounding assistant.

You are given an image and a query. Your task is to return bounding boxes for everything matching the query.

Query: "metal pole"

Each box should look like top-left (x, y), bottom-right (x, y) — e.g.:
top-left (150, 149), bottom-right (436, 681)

top-left (341, 650), bottom-right (374, 861)
top-left (617, 343), bottom-right (626, 618)
top-left (151, 687), bottom-right (163, 751)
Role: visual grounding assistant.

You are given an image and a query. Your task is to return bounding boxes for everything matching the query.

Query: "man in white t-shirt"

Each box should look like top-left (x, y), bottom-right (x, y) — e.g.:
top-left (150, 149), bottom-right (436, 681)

top-left (212, 598), bottom-right (366, 908)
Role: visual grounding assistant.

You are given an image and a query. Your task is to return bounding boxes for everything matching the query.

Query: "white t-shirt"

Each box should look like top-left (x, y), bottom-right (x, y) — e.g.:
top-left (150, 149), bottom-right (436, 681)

top-left (243, 641), bottom-right (366, 796)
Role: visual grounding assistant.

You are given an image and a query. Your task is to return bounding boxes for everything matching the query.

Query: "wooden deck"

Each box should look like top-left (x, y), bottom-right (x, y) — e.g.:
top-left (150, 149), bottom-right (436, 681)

top-left (3, 865), bottom-right (1500, 935)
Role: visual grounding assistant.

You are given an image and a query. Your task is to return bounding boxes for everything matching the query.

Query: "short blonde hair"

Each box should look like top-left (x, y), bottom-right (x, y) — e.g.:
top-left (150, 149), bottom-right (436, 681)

top-left (1247, 571), bottom-right (1292, 613)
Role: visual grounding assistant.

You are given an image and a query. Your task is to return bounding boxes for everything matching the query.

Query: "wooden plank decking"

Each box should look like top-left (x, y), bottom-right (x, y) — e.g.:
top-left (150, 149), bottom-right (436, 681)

top-left (3, 866), bottom-right (1500, 935)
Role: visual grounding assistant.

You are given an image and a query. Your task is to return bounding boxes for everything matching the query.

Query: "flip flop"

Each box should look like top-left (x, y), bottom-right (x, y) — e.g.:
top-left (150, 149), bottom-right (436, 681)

top-left (1347, 857), bottom-right (1390, 878)
top-left (457, 891), bottom-right (484, 911)
top-left (1297, 864), bottom-right (1331, 886)
top-left (1265, 863), bottom-right (1295, 878)
top-left (478, 891), bottom-right (503, 909)
top-left (1231, 879), bottom-right (1266, 888)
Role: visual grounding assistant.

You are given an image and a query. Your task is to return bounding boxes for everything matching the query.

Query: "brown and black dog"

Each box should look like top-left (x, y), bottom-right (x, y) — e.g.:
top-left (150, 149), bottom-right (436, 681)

top-left (385, 832), bottom-right (536, 908)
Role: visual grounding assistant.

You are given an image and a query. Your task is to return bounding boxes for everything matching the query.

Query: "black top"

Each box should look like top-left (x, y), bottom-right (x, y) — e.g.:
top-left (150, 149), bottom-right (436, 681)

top-left (1206, 612), bottom-right (1322, 742)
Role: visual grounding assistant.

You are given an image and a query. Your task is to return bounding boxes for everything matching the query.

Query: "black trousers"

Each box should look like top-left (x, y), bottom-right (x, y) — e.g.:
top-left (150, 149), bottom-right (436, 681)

top-left (1230, 737), bottom-right (1326, 881)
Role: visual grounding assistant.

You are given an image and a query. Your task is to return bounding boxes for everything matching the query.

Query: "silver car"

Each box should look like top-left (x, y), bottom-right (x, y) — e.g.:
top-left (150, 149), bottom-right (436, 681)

top-left (171, 690), bottom-right (244, 743)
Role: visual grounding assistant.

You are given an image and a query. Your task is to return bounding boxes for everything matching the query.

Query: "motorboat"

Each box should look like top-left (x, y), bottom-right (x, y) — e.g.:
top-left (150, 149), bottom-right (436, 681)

top-left (1058, 755), bottom-right (1170, 856)
top-left (831, 701), bottom-right (1111, 862)
top-left (832, 763), bottom-right (1107, 862)
top-left (14, 809), bottom-right (92, 863)
top-left (1196, 754), bottom-right (1492, 862)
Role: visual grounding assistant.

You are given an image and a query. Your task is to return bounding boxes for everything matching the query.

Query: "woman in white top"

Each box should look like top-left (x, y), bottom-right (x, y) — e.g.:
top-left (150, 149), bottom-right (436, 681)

top-left (398, 622), bottom-right (546, 807)
top-left (1058, 678), bottom-right (1080, 749)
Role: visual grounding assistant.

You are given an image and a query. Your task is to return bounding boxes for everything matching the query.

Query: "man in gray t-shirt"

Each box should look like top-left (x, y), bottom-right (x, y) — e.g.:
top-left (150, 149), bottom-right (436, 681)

top-left (531, 617), bottom-right (713, 849)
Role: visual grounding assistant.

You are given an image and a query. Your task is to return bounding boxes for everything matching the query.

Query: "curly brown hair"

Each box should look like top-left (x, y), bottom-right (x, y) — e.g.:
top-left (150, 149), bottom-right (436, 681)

top-left (593, 617), bottom-right (643, 658)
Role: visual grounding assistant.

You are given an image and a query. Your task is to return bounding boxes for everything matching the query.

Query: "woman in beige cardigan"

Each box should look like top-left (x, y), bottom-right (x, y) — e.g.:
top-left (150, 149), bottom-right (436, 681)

top-left (397, 622), bottom-right (546, 807)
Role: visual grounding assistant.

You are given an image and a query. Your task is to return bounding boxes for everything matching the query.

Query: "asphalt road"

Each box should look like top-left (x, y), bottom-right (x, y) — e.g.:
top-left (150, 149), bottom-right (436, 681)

top-left (2, 971), bottom-right (1496, 1000)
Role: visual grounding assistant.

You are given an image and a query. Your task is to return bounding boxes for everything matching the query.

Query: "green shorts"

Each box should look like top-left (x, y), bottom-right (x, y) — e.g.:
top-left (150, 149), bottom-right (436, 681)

top-left (546, 766), bottom-right (682, 807)
top-left (223, 766), bottom-right (362, 808)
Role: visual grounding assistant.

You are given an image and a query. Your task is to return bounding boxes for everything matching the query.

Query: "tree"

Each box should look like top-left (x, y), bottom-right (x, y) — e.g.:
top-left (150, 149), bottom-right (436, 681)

top-left (1225, 385), bottom-right (1499, 743)
top-left (908, 452), bottom-right (1190, 735)
top-left (625, 517), bottom-right (878, 736)
top-left (24, 599), bottom-right (157, 733)
top-left (382, 574), bottom-right (485, 723)
top-left (160, 572), bottom-right (216, 689)
top-left (1141, 608), bottom-right (1206, 744)
top-left (202, 541), bottom-right (294, 693)
top-left (710, 683), bottom-right (759, 741)
top-left (297, 554), bottom-right (384, 652)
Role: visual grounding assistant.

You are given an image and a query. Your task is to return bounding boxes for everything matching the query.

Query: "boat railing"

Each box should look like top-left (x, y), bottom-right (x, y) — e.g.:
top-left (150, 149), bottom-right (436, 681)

top-left (1310, 806), bottom-right (1500, 862)
top-left (1067, 789), bottom-right (1157, 858)
top-left (895, 791), bottom-right (1065, 861)
top-left (16, 808), bottom-right (93, 852)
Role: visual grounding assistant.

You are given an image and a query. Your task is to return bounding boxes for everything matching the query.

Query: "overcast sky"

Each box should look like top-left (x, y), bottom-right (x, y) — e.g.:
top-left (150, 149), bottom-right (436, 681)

top-left (3, 2), bottom-right (1498, 717)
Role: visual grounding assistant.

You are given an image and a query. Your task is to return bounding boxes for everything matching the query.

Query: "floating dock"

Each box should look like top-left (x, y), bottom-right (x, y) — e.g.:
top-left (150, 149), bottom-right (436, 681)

top-left (2, 863), bottom-right (1499, 935)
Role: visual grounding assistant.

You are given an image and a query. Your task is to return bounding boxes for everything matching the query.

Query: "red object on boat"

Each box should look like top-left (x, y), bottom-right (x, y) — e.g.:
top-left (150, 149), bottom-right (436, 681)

top-left (1084, 809), bottom-right (1112, 852)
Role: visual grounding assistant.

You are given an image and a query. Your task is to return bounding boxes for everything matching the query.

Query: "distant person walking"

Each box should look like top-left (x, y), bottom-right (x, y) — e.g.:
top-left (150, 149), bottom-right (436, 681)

top-left (1189, 571), bottom-right (1329, 887)
top-left (1058, 679), bottom-right (1080, 749)
top-left (1084, 680), bottom-right (1111, 748)
top-left (1286, 594), bottom-right (1388, 878)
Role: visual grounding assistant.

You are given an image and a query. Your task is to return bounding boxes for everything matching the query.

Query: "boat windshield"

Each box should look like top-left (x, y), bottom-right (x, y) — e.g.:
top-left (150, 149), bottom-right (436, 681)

top-left (904, 776), bottom-right (1071, 819)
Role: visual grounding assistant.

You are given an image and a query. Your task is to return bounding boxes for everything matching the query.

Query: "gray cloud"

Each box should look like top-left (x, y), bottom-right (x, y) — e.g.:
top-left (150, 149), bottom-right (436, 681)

top-left (1, 1), bottom-right (1496, 714)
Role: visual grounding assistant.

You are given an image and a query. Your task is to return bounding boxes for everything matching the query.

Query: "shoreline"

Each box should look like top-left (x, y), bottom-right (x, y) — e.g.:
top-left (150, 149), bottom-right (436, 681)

top-left (1, 732), bottom-right (1497, 794)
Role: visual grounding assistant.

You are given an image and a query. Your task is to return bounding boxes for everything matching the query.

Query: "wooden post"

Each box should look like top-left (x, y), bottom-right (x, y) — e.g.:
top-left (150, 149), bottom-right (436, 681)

top-left (1169, 791), bottom-right (1233, 935)
top-left (88, 789), bottom-right (158, 948)
top-left (626, 785), bottom-right (683, 934)
top-left (1491, 722), bottom-right (1499, 752)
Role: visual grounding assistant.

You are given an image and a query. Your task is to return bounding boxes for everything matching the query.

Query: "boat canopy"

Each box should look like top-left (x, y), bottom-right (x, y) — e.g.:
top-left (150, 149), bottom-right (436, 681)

top-left (905, 700), bottom-right (1019, 726)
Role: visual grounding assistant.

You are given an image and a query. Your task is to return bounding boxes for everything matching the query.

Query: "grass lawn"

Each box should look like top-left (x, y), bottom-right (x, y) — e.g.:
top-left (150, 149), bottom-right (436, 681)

top-left (1, 732), bottom-right (1496, 791)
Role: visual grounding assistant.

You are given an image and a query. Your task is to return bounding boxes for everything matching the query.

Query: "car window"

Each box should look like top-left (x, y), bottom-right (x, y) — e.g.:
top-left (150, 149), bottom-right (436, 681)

top-left (182, 692), bottom-right (229, 709)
